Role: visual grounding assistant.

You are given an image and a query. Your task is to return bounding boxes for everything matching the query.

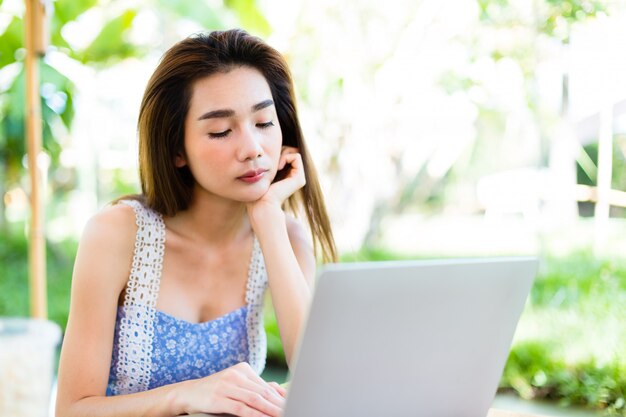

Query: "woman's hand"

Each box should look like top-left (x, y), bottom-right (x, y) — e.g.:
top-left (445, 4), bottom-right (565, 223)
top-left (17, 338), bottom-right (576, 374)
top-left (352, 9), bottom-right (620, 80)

top-left (259, 146), bottom-right (305, 205)
top-left (247, 146), bottom-right (305, 226)
top-left (176, 362), bottom-right (286, 417)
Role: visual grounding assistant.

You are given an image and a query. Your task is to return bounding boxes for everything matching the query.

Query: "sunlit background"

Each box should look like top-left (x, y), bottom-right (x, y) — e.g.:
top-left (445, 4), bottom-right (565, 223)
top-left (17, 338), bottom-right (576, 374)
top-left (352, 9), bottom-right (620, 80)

top-left (1, 0), bottom-right (625, 415)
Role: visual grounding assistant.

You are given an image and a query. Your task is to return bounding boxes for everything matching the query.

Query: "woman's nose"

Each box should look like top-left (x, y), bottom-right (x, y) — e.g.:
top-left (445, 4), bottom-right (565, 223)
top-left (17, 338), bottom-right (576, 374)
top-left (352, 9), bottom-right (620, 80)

top-left (237, 127), bottom-right (264, 161)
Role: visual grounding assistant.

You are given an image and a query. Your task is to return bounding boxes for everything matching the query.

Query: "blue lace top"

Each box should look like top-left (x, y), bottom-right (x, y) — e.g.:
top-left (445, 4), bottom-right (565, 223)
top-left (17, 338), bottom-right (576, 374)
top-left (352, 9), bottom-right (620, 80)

top-left (105, 200), bottom-right (268, 396)
top-left (106, 306), bottom-right (249, 395)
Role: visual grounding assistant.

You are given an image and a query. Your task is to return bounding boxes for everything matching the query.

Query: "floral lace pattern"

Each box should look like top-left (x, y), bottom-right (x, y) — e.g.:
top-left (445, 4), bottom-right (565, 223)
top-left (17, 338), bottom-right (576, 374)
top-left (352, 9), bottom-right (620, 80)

top-left (111, 199), bottom-right (165, 395)
top-left (106, 200), bottom-right (268, 396)
top-left (246, 237), bottom-right (268, 374)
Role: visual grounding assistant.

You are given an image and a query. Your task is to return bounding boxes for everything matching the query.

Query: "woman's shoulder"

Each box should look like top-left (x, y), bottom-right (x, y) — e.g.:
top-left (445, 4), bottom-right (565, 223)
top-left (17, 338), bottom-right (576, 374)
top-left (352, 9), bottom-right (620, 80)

top-left (71, 202), bottom-right (139, 297)
top-left (80, 202), bottom-right (138, 252)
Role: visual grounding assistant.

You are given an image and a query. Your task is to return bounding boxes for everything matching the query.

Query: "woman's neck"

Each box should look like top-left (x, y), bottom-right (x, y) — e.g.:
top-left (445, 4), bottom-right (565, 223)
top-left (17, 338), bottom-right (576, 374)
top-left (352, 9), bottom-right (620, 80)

top-left (165, 193), bottom-right (250, 247)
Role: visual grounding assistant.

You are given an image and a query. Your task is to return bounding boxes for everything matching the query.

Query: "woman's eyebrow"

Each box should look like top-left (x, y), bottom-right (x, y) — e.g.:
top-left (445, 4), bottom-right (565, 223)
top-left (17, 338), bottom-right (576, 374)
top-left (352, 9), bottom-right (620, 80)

top-left (252, 99), bottom-right (274, 112)
top-left (197, 109), bottom-right (233, 120)
top-left (197, 99), bottom-right (275, 121)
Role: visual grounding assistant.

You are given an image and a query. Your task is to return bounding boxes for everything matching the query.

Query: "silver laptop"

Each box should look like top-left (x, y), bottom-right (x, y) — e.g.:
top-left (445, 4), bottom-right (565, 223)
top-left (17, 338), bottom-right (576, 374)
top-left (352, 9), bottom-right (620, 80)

top-left (194, 257), bottom-right (537, 417)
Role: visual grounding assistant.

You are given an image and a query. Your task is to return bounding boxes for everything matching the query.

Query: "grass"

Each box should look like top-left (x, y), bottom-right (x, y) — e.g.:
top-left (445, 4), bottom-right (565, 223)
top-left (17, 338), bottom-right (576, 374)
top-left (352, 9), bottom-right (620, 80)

top-left (503, 251), bottom-right (626, 416)
top-left (0, 230), bottom-right (624, 415)
top-left (502, 340), bottom-right (625, 415)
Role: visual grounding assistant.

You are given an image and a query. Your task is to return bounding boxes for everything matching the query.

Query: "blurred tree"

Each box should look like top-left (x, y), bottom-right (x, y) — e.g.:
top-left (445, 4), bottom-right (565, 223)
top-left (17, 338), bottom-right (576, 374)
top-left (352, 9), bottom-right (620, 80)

top-left (360, 0), bottom-right (608, 248)
top-left (471, 0), bottom-right (611, 236)
top-left (0, 0), bottom-right (269, 230)
top-left (0, 0), bottom-right (135, 230)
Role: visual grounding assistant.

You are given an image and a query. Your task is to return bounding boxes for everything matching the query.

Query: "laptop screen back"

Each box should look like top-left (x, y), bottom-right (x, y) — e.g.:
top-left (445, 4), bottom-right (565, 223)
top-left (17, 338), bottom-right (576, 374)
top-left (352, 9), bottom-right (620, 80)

top-left (283, 257), bottom-right (537, 417)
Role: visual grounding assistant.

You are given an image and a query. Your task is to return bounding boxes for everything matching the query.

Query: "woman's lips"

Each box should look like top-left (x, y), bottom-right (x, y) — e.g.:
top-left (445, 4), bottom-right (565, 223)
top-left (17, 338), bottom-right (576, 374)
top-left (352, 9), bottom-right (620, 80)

top-left (237, 169), bottom-right (267, 183)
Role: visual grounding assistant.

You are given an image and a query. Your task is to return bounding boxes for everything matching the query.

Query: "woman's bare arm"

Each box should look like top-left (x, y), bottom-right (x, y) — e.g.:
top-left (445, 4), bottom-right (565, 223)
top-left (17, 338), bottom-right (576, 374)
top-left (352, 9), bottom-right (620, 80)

top-left (246, 150), bottom-right (316, 367)
top-left (252, 211), bottom-right (315, 367)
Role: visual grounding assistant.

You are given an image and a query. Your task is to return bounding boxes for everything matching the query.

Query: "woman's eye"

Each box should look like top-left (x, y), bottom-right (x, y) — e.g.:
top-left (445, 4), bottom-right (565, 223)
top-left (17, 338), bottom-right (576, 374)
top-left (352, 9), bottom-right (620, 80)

top-left (209, 129), bottom-right (231, 139)
top-left (257, 121), bottom-right (275, 129)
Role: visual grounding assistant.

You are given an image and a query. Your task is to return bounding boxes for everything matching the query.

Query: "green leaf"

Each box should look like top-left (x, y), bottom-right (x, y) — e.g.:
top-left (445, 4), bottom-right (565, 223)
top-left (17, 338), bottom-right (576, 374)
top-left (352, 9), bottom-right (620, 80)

top-left (75, 9), bottom-right (143, 66)
top-left (2, 64), bottom-right (26, 184)
top-left (0, 17), bottom-right (24, 69)
top-left (540, 0), bottom-right (605, 38)
top-left (59, 86), bottom-right (74, 128)
top-left (40, 61), bottom-right (75, 128)
top-left (154, 0), bottom-right (224, 29)
top-left (0, 59), bottom-right (73, 184)
top-left (5, 63), bottom-right (25, 124)
top-left (224, 0), bottom-right (272, 37)
top-left (39, 60), bottom-right (73, 166)
top-left (49, 0), bottom-right (99, 51)
top-left (49, 24), bottom-right (72, 52)
top-left (53, 0), bottom-right (99, 26)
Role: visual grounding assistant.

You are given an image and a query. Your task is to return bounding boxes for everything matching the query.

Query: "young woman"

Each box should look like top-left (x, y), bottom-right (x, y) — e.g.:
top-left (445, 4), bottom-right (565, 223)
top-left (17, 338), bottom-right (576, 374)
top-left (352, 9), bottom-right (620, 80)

top-left (55, 29), bottom-right (337, 417)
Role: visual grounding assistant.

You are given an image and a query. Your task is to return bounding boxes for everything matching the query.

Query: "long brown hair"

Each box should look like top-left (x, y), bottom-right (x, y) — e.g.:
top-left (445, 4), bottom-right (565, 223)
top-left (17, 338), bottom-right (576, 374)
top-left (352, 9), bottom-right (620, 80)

top-left (134, 29), bottom-right (337, 262)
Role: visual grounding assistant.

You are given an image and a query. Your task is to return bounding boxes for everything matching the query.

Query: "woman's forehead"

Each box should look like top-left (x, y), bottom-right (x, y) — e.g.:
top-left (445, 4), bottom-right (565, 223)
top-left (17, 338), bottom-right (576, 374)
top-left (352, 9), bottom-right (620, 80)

top-left (189, 66), bottom-right (274, 115)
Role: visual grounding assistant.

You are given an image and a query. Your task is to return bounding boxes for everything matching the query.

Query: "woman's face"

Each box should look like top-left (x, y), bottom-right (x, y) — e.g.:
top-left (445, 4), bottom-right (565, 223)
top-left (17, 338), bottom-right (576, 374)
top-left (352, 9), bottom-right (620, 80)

top-left (180, 66), bottom-right (283, 203)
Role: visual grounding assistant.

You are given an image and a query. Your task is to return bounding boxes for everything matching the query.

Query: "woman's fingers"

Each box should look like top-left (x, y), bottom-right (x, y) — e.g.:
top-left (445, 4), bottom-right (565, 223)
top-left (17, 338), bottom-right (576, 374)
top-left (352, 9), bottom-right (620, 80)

top-left (225, 384), bottom-right (284, 417)
top-left (278, 146), bottom-right (300, 171)
top-left (268, 381), bottom-right (287, 398)
top-left (236, 373), bottom-right (285, 409)
top-left (224, 363), bottom-right (285, 413)
top-left (242, 362), bottom-right (287, 398)
top-left (263, 152), bottom-right (305, 206)
top-left (281, 146), bottom-right (299, 155)
top-left (277, 153), bottom-right (305, 184)
top-left (218, 397), bottom-right (272, 417)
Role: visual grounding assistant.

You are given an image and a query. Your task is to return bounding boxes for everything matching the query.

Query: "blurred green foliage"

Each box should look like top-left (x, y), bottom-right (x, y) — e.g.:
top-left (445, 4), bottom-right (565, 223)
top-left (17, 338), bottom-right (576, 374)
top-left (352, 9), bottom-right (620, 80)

top-left (264, 298), bottom-right (286, 366)
top-left (504, 249), bottom-right (626, 415)
top-left (0, 228), bottom-right (74, 329)
top-left (476, 0), bottom-right (606, 42)
top-left (576, 136), bottom-right (626, 218)
top-left (502, 341), bottom-right (625, 416)
top-left (0, 0), bottom-right (138, 231)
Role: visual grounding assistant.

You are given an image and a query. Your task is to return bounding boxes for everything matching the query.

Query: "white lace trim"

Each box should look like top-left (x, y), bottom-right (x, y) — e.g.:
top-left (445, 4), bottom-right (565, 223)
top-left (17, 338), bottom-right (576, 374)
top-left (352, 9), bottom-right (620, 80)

top-left (246, 236), bottom-right (268, 374)
top-left (112, 200), bottom-right (165, 395)
top-left (112, 200), bottom-right (268, 393)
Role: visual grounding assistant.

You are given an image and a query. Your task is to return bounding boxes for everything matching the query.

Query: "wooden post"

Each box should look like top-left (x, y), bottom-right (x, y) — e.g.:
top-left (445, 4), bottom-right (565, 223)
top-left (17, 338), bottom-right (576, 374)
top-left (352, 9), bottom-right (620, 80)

top-left (24, 0), bottom-right (48, 319)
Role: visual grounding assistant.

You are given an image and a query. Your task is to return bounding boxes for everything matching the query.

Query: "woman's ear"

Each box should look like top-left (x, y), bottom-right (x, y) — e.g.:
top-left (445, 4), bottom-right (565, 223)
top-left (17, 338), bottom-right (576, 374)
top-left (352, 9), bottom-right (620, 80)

top-left (175, 154), bottom-right (187, 168)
